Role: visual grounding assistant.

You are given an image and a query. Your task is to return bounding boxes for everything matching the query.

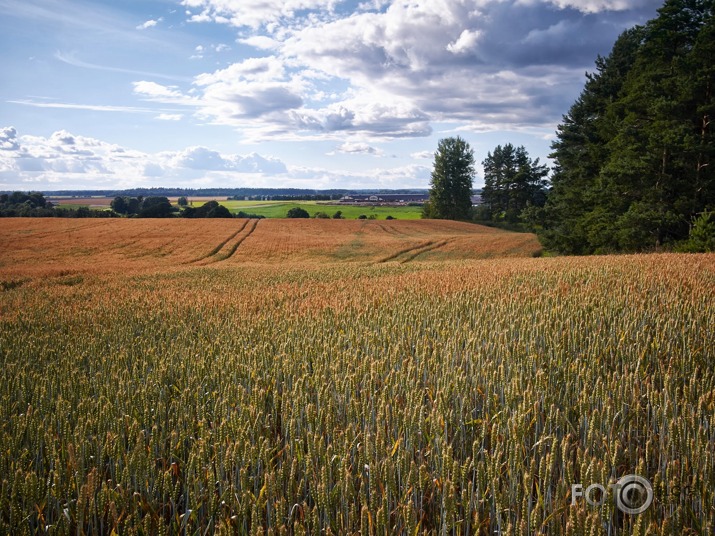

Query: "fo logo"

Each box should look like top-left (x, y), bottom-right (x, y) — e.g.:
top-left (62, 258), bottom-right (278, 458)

top-left (572, 475), bottom-right (653, 515)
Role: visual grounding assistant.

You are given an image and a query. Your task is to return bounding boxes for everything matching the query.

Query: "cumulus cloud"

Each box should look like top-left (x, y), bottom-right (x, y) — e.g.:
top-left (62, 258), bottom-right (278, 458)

top-left (84, 0), bottom-right (655, 146)
top-left (447, 29), bottom-right (482, 55)
top-left (173, 0), bottom-right (658, 138)
top-left (168, 146), bottom-right (287, 173)
top-left (0, 127), bottom-right (431, 190)
top-left (0, 127), bottom-right (289, 189)
top-left (0, 127), bottom-right (20, 151)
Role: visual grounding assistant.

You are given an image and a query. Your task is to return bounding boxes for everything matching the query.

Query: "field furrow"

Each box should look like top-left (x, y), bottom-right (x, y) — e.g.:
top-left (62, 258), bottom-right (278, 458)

top-left (187, 219), bottom-right (250, 264)
top-left (213, 218), bottom-right (260, 262)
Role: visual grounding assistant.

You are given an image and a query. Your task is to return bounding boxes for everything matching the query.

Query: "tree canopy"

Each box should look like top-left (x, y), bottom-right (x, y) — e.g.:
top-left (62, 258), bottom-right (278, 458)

top-left (480, 144), bottom-right (548, 223)
top-left (181, 200), bottom-right (232, 218)
top-left (286, 207), bottom-right (310, 218)
top-left (541, 0), bottom-right (715, 253)
top-left (423, 137), bottom-right (475, 220)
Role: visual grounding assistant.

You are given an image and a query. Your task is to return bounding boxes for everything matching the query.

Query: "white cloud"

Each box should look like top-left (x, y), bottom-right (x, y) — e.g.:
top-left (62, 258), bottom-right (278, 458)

top-left (0, 127), bottom-right (431, 190)
top-left (0, 127), bottom-right (20, 151)
top-left (136, 18), bottom-right (162, 30)
top-left (0, 127), bottom-right (289, 189)
top-left (9, 99), bottom-right (157, 114)
top-left (133, 81), bottom-right (198, 106)
top-left (540, 0), bottom-right (652, 13)
top-left (411, 150), bottom-right (434, 160)
top-left (181, 0), bottom-right (338, 29)
top-left (238, 35), bottom-right (280, 50)
top-left (447, 29), bottom-right (481, 54)
top-left (156, 114), bottom-right (183, 121)
top-left (115, 0), bottom-right (655, 143)
top-left (330, 142), bottom-right (384, 156)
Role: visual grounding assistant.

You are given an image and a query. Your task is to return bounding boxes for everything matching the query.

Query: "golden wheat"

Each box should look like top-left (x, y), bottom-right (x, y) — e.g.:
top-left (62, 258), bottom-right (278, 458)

top-left (0, 219), bottom-right (712, 534)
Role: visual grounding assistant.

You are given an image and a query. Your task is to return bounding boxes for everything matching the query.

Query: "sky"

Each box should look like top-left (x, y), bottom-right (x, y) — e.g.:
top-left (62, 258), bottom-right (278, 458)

top-left (0, 0), bottom-right (662, 191)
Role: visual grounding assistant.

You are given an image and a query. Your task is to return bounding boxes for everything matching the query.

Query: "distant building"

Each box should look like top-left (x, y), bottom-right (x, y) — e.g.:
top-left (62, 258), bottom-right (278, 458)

top-left (339, 193), bottom-right (429, 205)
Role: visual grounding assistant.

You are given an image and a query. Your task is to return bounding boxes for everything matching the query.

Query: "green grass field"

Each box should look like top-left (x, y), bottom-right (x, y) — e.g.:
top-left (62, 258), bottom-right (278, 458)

top-left (61, 198), bottom-right (424, 219)
top-left (218, 200), bottom-right (423, 219)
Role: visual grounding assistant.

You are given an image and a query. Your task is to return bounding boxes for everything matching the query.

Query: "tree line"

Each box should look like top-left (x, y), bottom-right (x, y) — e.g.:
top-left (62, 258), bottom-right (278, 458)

top-left (111, 196), bottom-right (265, 219)
top-left (425, 0), bottom-right (714, 253)
top-left (0, 192), bottom-right (117, 218)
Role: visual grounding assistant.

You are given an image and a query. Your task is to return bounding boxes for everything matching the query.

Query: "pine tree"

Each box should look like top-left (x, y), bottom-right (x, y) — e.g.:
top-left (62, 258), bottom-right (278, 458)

top-left (543, 27), bottom-right (644, 253)
top-left (541, 0), bottom-right (715, 253)
top-left (481, 144), bottom-right (548, 223)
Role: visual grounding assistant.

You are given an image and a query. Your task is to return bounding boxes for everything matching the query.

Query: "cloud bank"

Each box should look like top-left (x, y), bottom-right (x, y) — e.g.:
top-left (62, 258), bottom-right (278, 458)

top-left (125, 0), bottom-right (660, 144)
top-left (0, 126), bottom-right (429, 190)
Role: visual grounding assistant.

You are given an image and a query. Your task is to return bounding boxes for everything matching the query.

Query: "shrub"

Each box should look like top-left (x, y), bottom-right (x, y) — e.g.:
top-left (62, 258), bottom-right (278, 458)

top-left (287, 207), bottom-right (310, 218)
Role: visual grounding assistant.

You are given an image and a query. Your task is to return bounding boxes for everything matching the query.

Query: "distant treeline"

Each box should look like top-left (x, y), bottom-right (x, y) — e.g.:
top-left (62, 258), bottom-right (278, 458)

top-left (22, 188), bottom-right (429, 198)
top-left (0, 192), bottom-right (117, 218)
top-left (111, 196), bottom-right (261, 219)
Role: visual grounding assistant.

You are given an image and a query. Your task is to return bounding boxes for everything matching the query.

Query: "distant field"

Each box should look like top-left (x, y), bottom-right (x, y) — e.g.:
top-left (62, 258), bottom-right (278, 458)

top-left (1, 218), bottom-right (712, 534)
top-left (221, 200), bottom-right (423, 219)
top-left (45, 197), bottom-right (424, 219)
top-left (47, 197), bottom-right (113, 209)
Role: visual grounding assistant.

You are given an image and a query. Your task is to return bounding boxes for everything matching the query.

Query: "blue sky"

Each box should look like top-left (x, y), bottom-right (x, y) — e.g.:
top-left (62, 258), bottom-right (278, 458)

top-left (0, 0), bottom-right (661, 190)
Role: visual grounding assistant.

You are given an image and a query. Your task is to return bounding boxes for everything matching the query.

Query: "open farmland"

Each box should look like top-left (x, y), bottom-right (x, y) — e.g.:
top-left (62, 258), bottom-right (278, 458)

top-left (42, 198), bottom-right (425, 219)
top-left (0, 219), bottom-right (713, 535)
top-left (220, 201), bottom-right (424, 220)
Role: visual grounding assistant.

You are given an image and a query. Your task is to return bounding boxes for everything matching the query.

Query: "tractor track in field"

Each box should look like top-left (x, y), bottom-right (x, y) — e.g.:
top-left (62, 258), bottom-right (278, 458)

top-left (399, 238), bottom-right (455, 263)
top-left (213, 218), bottom-right (259, 262)
top-left (377, 240), bottom-right (435, 263)
top-left (376, 222), bottom-right (408, 237)
top-left (184, 219), bottom-right (249, 264)
top-left (377, 237), bottom-right (457, 264)
top-left (29, 220), bottom-right (109, 239)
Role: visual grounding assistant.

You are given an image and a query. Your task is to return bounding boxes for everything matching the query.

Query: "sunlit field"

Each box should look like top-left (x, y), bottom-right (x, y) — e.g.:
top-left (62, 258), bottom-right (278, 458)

top-left (216, 201), bottom-right (424, 220)
top-left (43, 198), bottom-right (426, 219)
top-left (0, 219), bottom-right (712, 534)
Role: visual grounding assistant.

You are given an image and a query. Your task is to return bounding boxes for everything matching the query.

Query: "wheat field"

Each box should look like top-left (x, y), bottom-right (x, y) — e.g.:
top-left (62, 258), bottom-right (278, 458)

top-left (0, 219), bottom-right (713, 535)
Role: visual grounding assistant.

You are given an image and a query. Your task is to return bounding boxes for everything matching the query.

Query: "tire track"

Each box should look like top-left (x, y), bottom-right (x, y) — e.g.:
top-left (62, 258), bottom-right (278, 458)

top-left (399, 238), bottom-right (455, 263)
top-left (184, 219), bottom-right (249, 264)
top-left (214, 218), bottom-right (259, 262)
top-left (29, 220), bottom-right (109, 239)
top-left (377, 240), bottom-right (435, 263)
top-left (377, 236), bottom-right (459, 263)
top-left (377, 221), bottom-right (409, 237)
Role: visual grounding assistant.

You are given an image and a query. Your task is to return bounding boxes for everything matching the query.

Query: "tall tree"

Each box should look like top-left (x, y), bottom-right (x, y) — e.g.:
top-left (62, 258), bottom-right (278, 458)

top-left (542, 0), bottom-right (715, 253)
top-left (543, 27), bottom-right (644, 253)
top-left (481, 144), bottom-right (548, 223)
top-left (424, 137), bottom-right (475, 220)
